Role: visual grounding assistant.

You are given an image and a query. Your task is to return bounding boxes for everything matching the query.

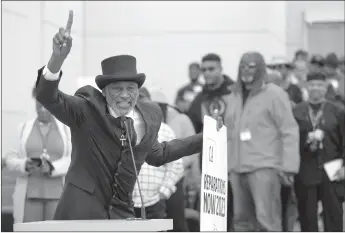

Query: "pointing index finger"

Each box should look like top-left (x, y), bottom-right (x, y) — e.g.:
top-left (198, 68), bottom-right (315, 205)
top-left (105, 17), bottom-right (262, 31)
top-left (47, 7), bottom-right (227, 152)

top-left (65, 10), bottom-right (74, 34)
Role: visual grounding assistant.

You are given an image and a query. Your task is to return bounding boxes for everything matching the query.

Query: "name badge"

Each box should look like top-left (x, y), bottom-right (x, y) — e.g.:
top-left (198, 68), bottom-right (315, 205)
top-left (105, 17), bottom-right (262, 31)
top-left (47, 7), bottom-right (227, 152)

top-left (240, 129), bottom-right (252, 141)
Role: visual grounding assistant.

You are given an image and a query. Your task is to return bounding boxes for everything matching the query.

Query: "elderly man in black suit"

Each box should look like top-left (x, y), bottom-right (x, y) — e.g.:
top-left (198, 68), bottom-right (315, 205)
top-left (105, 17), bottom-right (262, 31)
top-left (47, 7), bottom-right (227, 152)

top-left (293, 72), bottom-right (345, 231)
top-left (35, 11), bottom-right (221, 220)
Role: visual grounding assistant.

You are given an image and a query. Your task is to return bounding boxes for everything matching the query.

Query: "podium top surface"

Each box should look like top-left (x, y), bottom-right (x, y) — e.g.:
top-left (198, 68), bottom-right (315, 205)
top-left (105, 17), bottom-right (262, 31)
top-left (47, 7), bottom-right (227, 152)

top-left (14, 219), bottom-right (173, 232)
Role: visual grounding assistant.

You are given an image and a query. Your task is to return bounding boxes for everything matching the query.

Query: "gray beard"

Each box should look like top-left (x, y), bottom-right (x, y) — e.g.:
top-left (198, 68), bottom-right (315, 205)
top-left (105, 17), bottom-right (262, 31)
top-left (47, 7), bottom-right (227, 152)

top-left (241, 76), bottom-right (255, 85)
top-left (108, 100), bottom-right (134, 117)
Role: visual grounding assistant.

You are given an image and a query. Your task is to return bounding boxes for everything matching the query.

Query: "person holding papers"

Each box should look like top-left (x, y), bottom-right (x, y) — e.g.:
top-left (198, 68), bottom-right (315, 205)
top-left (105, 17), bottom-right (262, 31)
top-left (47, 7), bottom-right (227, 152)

top-left (293, 71), bottom-right (345, 232)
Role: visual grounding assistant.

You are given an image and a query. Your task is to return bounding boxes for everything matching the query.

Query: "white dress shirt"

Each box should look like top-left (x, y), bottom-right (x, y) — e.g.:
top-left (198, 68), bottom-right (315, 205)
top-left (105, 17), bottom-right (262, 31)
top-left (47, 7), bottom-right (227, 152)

top-left (107, 106), bottom-right (145, 145)
top-left (42, 66), bottom-right (146, 145)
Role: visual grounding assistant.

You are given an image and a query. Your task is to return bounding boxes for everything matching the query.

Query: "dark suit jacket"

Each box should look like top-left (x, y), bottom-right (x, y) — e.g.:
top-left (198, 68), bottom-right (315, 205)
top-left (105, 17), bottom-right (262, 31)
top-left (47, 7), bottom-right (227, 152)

top-left (293, 101), bottom-right (345, 198)
top-left (35, 67), bottom-right (203, 220)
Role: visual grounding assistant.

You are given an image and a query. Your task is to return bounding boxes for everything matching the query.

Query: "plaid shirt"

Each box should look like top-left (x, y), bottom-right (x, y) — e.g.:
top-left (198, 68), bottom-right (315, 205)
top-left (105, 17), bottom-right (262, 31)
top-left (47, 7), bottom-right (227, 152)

top-left (132, 122), bottom-right (184, 207)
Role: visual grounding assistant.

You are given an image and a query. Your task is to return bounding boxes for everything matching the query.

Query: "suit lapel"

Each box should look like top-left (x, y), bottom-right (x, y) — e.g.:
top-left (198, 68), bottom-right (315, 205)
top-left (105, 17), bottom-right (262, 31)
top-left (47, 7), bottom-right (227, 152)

top-left (135, 102), bottom-right (154, 146)
top-left (83, 88), bottom-right (123, 147)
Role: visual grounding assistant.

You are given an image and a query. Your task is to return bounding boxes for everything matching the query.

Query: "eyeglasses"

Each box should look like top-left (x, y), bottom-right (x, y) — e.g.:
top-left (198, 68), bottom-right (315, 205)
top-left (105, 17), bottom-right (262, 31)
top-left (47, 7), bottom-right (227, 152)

top-left (201, 67), bottom-right (216, 72)
top-left (240, 63), bottom-right (257, 69)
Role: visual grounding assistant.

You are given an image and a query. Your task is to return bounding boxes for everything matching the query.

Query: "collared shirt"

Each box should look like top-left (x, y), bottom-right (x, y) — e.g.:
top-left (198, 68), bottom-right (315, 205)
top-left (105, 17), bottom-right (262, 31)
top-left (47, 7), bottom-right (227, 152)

top-left (107, 105), bottom-right (145, 145)
top-left (42, 66), bottom-right (146, 145)
top-left (132, 123), bottom-right (184, 208)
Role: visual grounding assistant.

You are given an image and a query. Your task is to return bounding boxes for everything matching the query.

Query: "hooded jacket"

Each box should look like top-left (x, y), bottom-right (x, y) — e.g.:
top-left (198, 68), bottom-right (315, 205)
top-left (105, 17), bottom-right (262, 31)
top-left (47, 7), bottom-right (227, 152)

top-left (187, 74), bottom-right (234, 134)
top-left (224, 52), bottom-right (300, 173)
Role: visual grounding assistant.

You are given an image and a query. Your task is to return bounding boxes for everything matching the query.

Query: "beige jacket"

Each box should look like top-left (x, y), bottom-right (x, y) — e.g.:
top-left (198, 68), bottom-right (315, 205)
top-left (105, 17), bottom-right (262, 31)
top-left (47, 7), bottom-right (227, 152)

top-left (225, 83), bottom-right (300, 174)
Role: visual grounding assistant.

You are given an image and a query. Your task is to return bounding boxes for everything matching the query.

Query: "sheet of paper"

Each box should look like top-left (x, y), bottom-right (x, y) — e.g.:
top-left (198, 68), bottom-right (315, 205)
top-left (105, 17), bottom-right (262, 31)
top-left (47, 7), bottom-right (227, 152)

top-left (323, 159), bottom-right (343, 181)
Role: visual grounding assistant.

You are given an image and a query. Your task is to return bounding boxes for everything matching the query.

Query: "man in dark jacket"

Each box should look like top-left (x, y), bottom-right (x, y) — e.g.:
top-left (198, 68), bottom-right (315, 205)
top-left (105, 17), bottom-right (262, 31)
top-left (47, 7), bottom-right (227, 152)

top-left (187, 53), bottom-right (234, 231)
top-left (188, 53), bottom-right (234, 134)
top-left (34, 11), bottom-right (221, 220)
top-left (293, 72), bottom-right (345, 231)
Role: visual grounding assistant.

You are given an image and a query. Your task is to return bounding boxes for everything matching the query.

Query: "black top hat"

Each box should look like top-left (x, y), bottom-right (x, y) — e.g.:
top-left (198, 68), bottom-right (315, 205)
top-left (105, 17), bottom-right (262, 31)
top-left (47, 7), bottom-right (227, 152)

top-left (95, 55), bottom-right (146, 90)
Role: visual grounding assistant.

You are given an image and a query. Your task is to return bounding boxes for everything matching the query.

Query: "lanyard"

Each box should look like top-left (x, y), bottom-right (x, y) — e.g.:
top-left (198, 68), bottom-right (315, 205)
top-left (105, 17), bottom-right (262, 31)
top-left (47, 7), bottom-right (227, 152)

top-left (307, 103), bottom-right (325, 153)
top-left (37, 121), bottom-right (53, 155)
top-left (308, 103), bottom-right (325, 130)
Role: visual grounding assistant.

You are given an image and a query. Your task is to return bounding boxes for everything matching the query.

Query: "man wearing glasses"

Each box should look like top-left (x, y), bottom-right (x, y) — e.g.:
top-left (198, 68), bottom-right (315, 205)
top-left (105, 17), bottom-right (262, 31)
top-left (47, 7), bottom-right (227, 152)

top-left (226, 52), bottom-right (300, 231)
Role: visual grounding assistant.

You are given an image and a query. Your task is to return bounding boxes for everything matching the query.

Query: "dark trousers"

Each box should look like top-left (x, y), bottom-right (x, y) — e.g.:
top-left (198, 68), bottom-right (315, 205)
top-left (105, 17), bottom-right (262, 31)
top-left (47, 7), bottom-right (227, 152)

top-left (166, 178), bottom-right (189, 232)
top-left (295, 176), bottom-right (343, 232)
top-left (134, 200), bottom-right (166, 219)
top-left (281, 186), bottom-right (298, 231)
top-left (281, 186), bottom-right (291, 231)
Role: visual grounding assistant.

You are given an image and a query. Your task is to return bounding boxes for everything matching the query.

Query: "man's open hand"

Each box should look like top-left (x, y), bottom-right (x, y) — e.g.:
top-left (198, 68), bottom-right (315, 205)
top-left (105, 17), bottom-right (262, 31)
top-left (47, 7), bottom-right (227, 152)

top-left (52, 10), bottom-right (73, 59)
top-left (334, 166), bottom-right (345, 181)
top-left (212, 109), bottom-right (224, 131)
top-left (279, 171), bottom-right (295, 186)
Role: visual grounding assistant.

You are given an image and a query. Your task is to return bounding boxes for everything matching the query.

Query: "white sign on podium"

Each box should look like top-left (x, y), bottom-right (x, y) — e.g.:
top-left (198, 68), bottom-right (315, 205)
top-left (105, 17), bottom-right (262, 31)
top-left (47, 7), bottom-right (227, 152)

top-left (200, 116), bottom-right (228, 231)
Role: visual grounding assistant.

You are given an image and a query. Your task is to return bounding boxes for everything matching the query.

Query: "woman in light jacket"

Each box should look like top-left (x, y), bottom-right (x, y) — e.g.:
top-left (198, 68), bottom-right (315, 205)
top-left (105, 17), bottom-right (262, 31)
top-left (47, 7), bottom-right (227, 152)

top-left (3, 87), bottom-right (71, 223)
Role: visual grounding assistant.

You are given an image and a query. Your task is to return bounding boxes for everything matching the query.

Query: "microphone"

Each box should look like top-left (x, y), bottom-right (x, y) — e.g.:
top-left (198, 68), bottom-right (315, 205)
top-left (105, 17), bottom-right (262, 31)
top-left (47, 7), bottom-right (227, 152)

top-left (121, 116), bottom-right (146, 220)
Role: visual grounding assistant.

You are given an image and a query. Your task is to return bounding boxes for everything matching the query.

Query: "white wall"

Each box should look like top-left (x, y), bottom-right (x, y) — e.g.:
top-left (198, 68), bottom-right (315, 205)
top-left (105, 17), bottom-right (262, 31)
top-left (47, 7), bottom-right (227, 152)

top-left (285, 1), bottom-right (345, 59)
top-left (83, 1), bottom-right (287, 104)
top-left (2, 2), bottom-right (42, 153)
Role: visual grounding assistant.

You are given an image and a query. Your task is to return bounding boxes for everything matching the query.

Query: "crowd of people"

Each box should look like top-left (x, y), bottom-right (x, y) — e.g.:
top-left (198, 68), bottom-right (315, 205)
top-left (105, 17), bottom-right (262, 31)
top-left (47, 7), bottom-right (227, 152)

top-left (1, 12), bottom-right (344, 231)
top-left (3, 48), bottom-right (344, 231)
top-left (174, 50), bottom-right (345, 232)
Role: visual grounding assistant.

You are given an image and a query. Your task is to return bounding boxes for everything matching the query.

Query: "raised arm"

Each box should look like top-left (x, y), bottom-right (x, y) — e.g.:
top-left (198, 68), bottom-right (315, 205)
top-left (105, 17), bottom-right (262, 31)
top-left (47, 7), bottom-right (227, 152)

top-left (35, 11), bottom-right (86, 127)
